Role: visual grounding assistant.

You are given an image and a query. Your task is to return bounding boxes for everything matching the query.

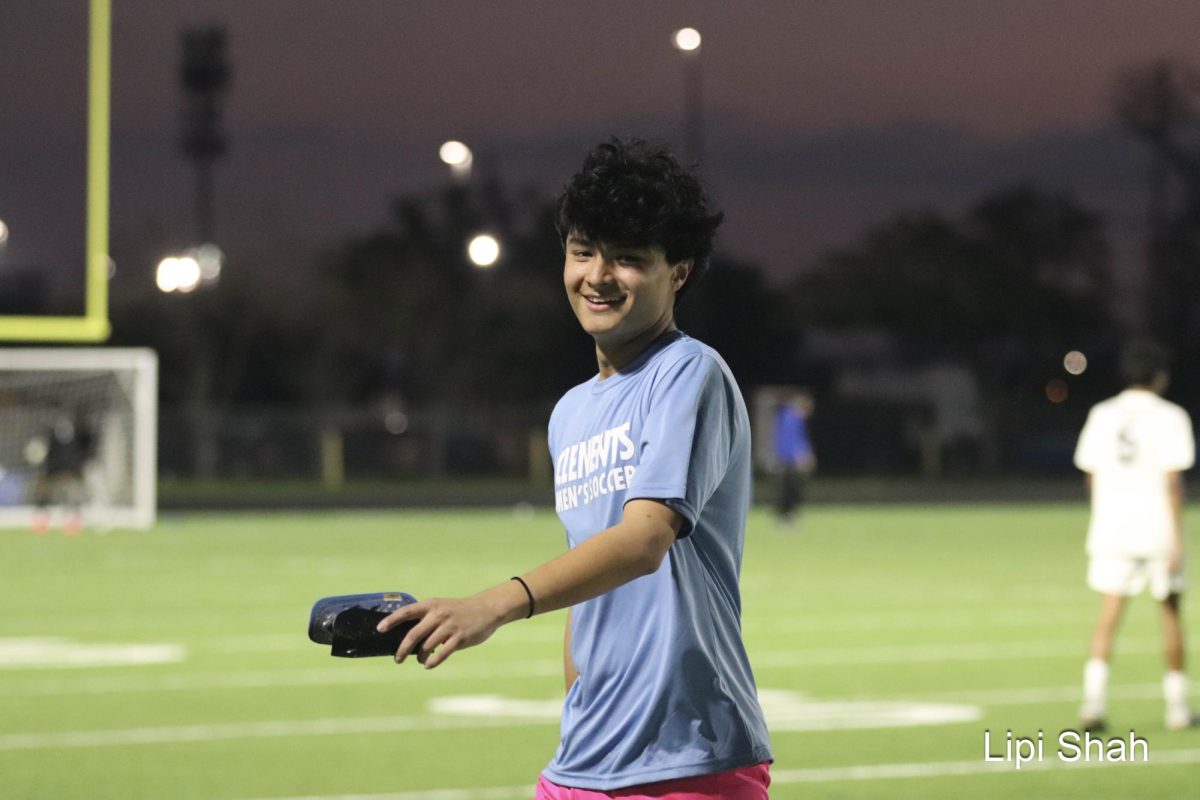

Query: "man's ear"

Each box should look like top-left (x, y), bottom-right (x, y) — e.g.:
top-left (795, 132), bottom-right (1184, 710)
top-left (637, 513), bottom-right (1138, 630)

top-left (671, 260), bottom-right (694, 292)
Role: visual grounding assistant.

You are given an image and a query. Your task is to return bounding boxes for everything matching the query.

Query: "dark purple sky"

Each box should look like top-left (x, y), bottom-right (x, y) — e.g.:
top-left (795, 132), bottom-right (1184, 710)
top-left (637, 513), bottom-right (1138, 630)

top-left (3, 1), bottom-right (1200, 306)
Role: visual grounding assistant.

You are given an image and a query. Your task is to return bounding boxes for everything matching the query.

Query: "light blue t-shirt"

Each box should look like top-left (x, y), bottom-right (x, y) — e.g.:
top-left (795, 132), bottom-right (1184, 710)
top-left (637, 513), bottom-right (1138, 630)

top-left (543, 331), bottom-right (772, 790)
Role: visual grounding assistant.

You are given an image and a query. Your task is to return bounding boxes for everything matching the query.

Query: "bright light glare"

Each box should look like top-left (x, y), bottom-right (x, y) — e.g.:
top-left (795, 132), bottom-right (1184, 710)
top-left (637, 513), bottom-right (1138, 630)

top-left (439, 140), bottom-right (473, 167)
top-left (1045, 379), bottom-right (1069, 404)
top-left (156, 258), bottom-right (181, 292)
top-left (156, 256), bottom-right (202, 293)
top-left (193, 243), bottom-right (224, 281)
top-left (467, 234), bottom-right (500, 268)
top-left (1063, 350), bottom-right (1088, 376)
top-left (384, 410), bottom-right (409, 435)
top-left (673, 27), bottom-right (701, 51)
top-left (0, 218), bottom-right (9, 245)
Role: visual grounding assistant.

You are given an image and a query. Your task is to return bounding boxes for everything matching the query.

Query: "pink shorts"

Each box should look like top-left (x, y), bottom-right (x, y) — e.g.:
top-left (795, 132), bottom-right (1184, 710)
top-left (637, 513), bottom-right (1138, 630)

top-left (535, 763), bottom-right (771, 799)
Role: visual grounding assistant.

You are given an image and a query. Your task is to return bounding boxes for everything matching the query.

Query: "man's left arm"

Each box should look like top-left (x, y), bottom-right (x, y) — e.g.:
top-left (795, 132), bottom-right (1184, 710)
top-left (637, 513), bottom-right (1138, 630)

top-left (377, 499), bottom-right (681, 669)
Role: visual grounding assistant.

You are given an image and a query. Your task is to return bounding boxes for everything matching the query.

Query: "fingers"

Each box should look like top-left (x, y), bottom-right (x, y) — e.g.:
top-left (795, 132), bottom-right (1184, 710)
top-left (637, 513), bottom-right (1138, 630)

top-left (376, 602), bottom-right (422, 633)
top-left (395, 612), bottom-right (441, 664)
top-left (422, 635), bottom-right (461, 669)
top-left (389, 600), bottom-right (458, 667)
top-left (379, 597), bottom-right (488, 669)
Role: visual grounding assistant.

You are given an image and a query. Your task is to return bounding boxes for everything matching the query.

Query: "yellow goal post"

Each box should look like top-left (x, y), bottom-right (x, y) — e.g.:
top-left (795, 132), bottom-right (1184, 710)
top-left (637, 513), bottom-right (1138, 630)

top-left (0, 0), bottom-right (111, 342)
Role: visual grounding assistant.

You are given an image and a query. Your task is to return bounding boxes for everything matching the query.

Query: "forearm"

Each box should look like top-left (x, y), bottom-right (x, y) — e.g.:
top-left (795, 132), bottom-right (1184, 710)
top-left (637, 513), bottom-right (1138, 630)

top-left (461, 510), bottom-right (674, 634)
top-left (378, 501), bottom-right (678, 669)
top-left (518, 514), bottom-right (674, 616)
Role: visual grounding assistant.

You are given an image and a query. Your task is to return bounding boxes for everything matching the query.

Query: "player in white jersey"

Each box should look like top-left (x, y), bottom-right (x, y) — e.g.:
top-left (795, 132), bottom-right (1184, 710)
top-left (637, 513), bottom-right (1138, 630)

top-left (1074, 339), bottom-right (1196, 731)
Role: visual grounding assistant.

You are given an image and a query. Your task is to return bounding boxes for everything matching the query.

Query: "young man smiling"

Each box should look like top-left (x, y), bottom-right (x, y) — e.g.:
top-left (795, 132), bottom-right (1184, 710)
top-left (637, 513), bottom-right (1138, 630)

top-left (378, 139), bottom-right (773, 799)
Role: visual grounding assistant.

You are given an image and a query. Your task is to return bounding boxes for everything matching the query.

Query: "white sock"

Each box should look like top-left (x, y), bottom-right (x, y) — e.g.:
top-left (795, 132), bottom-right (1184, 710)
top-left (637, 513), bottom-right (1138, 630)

top-left (1081, 658), bottom-right (1109, 718)
top-left (1165, 671), bottom-right (1188, 709)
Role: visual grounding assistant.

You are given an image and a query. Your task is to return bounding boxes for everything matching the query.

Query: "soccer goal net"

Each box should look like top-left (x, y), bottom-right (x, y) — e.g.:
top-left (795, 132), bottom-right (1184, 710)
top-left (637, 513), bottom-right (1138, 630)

top-left (0, 349), bottom-right (157, 530)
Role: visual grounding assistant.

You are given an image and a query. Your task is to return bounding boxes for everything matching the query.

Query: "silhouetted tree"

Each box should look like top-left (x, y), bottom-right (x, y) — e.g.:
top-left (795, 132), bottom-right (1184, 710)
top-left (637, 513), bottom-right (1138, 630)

top-left (796, 186), bottom-right (1112, 363)
top-left (677, 255), bottom-right (797, 387)
top-left (1114, 59), bottom-right (1200, 394)
top-left (308, 179), bottom-right (591, 413)
top-left (792, 185), bottom-right (1115, 462)
top-left (110, 268), bottom-right (295, 476)
top-left (112, 170), bottom-right (787, 478)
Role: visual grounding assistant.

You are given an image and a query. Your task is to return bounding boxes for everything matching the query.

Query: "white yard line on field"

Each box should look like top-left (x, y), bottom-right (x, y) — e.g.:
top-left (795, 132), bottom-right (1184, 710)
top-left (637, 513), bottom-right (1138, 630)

top-left (10, 637), bottom-right (1178, 696)
top-left (240, 748), bottom-right (1200, 800)
top-left (15, 661), bottom-right (564, 696)
top-left (748, 606), bottom-right (1091, 634)
top-left (907, 682), bottom-right (1165, 706)
top-left (0, 690), bottom-right (979, 750)
top-left (0, 714), bottom-right (551, 751)
top-left (245, 788), bottom-right (534, 800)
top-left (773, 746), bottom-right (1200, 783)
top-left (750, 637), bottom-right (1169, 668)
top-left (9, 604), bottom-right (1095, 657)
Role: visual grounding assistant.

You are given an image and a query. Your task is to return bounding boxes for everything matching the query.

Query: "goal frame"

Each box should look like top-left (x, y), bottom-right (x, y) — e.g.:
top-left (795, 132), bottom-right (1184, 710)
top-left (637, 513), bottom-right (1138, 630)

top-left (0, 347), bottom-right (157, 529)
top-left (0, 0), bottom-right (111, 342)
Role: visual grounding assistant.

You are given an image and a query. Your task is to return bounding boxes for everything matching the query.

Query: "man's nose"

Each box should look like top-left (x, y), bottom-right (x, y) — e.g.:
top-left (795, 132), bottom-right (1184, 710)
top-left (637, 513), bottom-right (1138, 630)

top-left (585, 257), bottom-right (615, 285)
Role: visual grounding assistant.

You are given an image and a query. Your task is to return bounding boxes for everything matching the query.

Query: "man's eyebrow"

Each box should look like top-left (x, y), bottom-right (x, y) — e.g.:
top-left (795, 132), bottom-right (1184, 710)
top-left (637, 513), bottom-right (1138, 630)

top-left (566, 234), bottom-right (592, 245)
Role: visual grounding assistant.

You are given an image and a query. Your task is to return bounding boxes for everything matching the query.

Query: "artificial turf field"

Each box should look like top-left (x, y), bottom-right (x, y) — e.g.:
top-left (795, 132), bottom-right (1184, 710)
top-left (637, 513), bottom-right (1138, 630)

top-left (2, 504), bottom-right (1198, 799)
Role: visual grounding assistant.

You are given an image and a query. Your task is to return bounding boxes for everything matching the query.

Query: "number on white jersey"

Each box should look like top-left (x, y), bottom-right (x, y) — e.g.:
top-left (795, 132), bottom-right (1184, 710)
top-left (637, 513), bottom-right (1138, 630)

top-left (1117, 422), bottom-right (1138, 465)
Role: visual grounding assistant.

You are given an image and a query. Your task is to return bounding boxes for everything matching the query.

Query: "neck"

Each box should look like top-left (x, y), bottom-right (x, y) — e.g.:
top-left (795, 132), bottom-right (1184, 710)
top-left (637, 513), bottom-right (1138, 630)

top-left (595, 315), bottom-right (677, 379)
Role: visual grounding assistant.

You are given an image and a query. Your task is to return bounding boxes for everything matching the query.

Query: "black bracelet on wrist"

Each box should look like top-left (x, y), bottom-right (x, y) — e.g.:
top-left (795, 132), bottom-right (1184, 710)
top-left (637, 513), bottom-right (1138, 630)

top-left (511, 576), bottom-right (535, 619)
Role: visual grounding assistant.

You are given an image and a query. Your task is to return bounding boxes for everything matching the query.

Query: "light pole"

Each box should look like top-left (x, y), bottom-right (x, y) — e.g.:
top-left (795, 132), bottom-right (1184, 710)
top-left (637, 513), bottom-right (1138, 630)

top-left (672, 27), bottom-right (703, 165)
top-left (180, 26), bottom-right (231, 248)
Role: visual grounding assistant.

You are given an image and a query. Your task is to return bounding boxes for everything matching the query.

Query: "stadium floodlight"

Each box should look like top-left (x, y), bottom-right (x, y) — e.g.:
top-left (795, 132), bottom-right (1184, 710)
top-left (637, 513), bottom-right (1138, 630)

top-left (192, 243), bottom-right (224, 282)
top-left (1063, 350), bottom-right (1088, 376)
top-left (439, 140), bottom-right (472, 167)
top-left (439, 140), bottom-right (473, 181)
top-left (467, 233), bottom-right (501, 268)
top-left (155, 255), bottom-right (202, 293)
top-left (0, 218), bottom-right (9, 246)
top-left (673, 27), bottom-right (701, 52)
top-left (155, 257), bottom-right (180, 292)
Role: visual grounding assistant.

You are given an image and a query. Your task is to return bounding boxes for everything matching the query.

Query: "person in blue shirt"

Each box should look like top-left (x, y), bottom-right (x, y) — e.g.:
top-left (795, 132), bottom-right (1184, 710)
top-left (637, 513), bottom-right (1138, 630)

top-left (378, 139), bottom-right (772, 799)
top-left (772, 392), bottom-right (816, 527)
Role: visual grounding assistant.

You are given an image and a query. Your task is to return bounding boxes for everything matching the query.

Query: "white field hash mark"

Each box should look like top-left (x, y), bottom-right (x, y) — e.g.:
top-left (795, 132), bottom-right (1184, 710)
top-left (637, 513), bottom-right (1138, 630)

top-left (240, 748), bottom-right (1200, 800)
top-left (0, 637), bottom-right (184, 669)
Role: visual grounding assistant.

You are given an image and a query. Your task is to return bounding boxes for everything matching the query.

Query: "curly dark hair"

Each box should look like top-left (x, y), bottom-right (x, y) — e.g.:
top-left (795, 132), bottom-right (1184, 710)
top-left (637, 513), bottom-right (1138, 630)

top-left (555, 139), bottom-right (724, 300)
top-left (1119, 338), bottom-right (1171, 387)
